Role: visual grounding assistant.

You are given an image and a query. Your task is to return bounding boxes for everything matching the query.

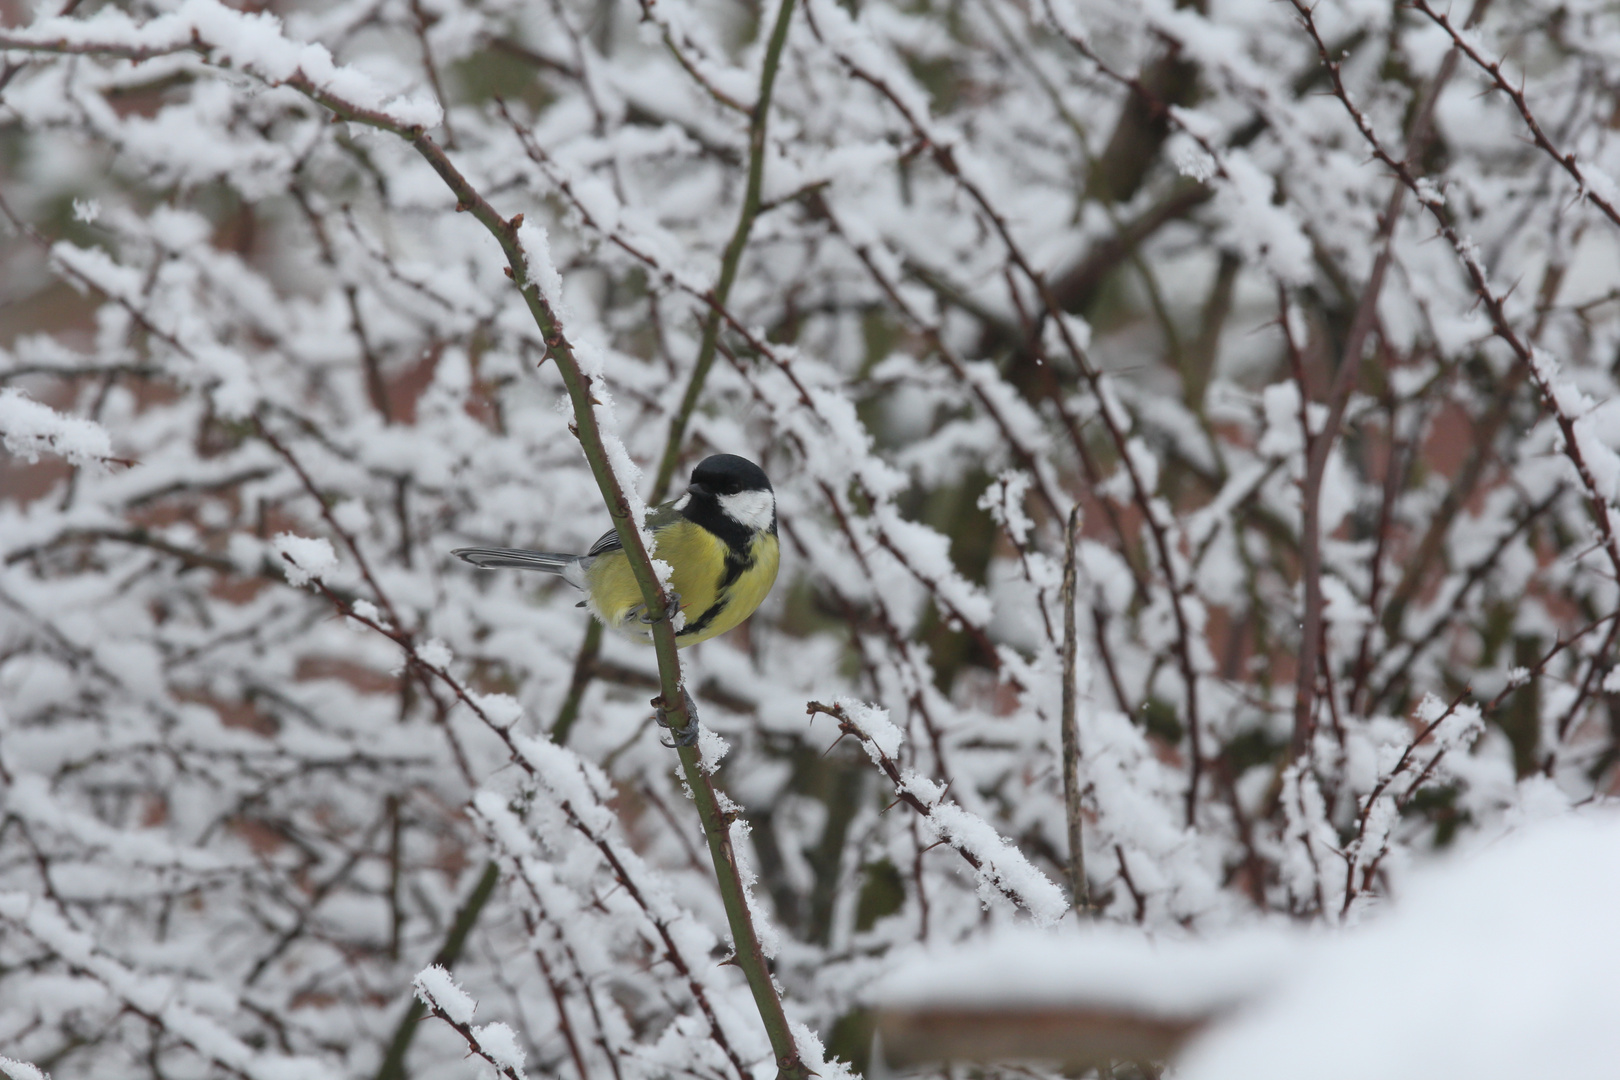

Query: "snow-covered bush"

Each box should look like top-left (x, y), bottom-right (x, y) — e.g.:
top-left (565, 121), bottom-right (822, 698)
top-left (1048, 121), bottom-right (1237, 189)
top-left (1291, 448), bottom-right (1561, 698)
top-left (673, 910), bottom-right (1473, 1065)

top-left (2, 0), bottom-right (1617, 1075)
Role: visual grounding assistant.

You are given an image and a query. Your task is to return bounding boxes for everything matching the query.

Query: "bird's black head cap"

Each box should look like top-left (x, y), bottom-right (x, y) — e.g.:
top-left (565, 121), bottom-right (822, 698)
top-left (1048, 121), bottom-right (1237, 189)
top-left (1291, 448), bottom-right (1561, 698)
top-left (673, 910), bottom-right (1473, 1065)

top-left (690, 454), bottom-right (771, 496)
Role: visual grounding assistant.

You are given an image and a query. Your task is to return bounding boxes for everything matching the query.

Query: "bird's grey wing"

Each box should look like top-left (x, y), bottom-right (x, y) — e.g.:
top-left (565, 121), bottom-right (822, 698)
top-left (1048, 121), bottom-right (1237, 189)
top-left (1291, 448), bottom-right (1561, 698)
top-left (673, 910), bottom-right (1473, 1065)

top-left (586, 529), bottom-right (622, 558)
top-left (587, 502), bottom-right (682, 558)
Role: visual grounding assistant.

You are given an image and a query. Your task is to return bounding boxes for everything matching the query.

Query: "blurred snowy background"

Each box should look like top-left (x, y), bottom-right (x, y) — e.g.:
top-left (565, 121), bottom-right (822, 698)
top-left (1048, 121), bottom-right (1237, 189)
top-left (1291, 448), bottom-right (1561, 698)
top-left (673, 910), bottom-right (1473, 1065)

top-left (3, 0), bottom-right (1619, 1076)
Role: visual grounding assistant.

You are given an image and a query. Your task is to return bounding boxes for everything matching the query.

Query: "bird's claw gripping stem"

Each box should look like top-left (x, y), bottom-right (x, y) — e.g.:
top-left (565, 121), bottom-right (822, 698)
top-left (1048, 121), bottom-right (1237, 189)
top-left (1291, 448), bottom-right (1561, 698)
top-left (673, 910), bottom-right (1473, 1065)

top-left (654, 689), bottom-right (700, 748)
top-left (640, 591), bottom-right (682, 625)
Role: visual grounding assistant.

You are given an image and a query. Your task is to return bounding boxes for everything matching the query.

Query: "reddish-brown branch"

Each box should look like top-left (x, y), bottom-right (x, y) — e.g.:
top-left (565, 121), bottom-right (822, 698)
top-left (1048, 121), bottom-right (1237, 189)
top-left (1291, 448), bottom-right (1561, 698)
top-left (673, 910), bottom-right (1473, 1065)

top-left (1370, 487), bottom-right (1563, 711)
top-left (1288, 0), bottom-right (1620, 600)
top-left (1341, 687), bottom-right (1470, 914)
top-left (1545, 613), bottom-right (1620, 774)
top-left (799, 9), bottom-right (1211, 822)
top-left (1410, 0), bottom-right (1620, 232)
top-left (1282, 0), bottom-right (1468, 757)
top-left (805, 700), bottom-right (1046, 915)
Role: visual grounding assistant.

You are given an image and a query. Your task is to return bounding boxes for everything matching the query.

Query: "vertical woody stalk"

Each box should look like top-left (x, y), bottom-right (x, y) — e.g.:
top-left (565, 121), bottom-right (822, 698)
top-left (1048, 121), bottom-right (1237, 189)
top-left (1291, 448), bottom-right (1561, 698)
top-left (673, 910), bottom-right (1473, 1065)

top-left (1059, 507), bottom-right (1089, 913)
top-left (284, 83), bottom-right (812, 1080)
top-left (652, 0), bottom-right (799, 499)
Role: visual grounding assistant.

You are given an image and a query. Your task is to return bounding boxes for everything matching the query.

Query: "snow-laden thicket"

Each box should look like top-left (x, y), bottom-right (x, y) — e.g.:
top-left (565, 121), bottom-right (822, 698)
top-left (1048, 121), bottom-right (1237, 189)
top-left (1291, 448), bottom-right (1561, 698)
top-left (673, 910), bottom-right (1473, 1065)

top-left (2, 0), bottom-right (1618, 1076)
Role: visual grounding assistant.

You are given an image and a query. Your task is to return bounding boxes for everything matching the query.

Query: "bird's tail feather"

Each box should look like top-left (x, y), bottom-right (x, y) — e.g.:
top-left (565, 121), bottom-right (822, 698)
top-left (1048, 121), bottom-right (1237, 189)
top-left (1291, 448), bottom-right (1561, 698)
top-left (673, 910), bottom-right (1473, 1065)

top-left (453, 547), bottom-right (581, 574)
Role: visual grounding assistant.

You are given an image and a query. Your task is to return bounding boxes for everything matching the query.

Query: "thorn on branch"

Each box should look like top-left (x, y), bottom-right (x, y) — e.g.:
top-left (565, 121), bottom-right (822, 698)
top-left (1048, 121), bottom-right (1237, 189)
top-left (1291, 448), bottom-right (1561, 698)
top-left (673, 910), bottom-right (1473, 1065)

top-left (820, 732), bottom-right (851, 757)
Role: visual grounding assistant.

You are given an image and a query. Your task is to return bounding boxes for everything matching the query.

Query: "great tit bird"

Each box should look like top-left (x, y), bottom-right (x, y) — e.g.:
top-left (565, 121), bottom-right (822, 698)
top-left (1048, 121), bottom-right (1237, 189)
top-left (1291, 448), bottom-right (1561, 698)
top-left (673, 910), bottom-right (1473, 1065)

top-left (453, 454), bottom-right (780, 647)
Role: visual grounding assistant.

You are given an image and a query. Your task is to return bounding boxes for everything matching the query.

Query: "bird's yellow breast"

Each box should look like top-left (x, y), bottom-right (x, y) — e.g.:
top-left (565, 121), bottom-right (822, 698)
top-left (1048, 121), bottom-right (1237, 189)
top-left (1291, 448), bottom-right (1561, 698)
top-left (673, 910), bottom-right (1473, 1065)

top-left (586, 520), bottom-right (779, 647)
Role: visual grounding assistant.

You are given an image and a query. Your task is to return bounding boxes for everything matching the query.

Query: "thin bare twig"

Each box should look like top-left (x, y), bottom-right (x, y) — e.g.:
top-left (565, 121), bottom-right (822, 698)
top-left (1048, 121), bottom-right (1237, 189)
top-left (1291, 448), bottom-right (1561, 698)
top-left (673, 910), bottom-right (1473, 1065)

top-left (1283, 0), bottom-right (1477, 757)
top-left (1410, 0), bottom-right (1620, 232)
top-left (806, 700), bottom-right (1059, 919)
top-left (652, 0), bottom-right (799, 499)
top-left (1060, 507), bottom-right (1090, 913)
top-left (1288, 0), bottom-right (1620, 598)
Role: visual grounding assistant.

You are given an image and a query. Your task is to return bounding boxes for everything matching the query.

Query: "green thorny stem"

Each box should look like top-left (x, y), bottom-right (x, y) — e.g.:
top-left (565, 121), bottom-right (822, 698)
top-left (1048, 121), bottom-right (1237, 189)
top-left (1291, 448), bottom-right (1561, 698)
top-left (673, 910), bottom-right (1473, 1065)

top-left (559, 0), bottom-right (797, 847)
top-left (0, 26), bottom-right (816, 1077)
top-left (306, 97), bottom-right (812, 1080)
top-left (651, 0), bottom-right (800, 500)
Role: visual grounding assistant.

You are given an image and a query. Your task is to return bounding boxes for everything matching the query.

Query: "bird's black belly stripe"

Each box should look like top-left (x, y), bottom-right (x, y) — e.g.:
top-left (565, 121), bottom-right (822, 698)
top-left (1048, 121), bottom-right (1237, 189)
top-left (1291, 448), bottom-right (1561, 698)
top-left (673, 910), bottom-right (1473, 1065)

top-left (679, 549), bottom-right (755, 638)
top-left (717, 548), bottom-right (754, 592)
top-left (679, 601), bottom-right (725, 638)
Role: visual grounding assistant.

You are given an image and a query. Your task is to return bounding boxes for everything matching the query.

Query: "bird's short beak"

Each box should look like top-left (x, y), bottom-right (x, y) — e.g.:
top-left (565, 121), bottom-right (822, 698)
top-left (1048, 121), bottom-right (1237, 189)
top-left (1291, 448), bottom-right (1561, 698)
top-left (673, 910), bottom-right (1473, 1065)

top-left (687, 482), bottom-right (711, 498)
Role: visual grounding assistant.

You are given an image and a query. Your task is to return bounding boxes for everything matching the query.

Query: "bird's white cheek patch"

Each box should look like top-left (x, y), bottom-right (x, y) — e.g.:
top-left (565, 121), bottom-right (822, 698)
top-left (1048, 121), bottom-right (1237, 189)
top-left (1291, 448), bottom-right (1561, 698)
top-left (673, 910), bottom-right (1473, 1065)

top-left (720, 490), bottom-right (775, 529)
